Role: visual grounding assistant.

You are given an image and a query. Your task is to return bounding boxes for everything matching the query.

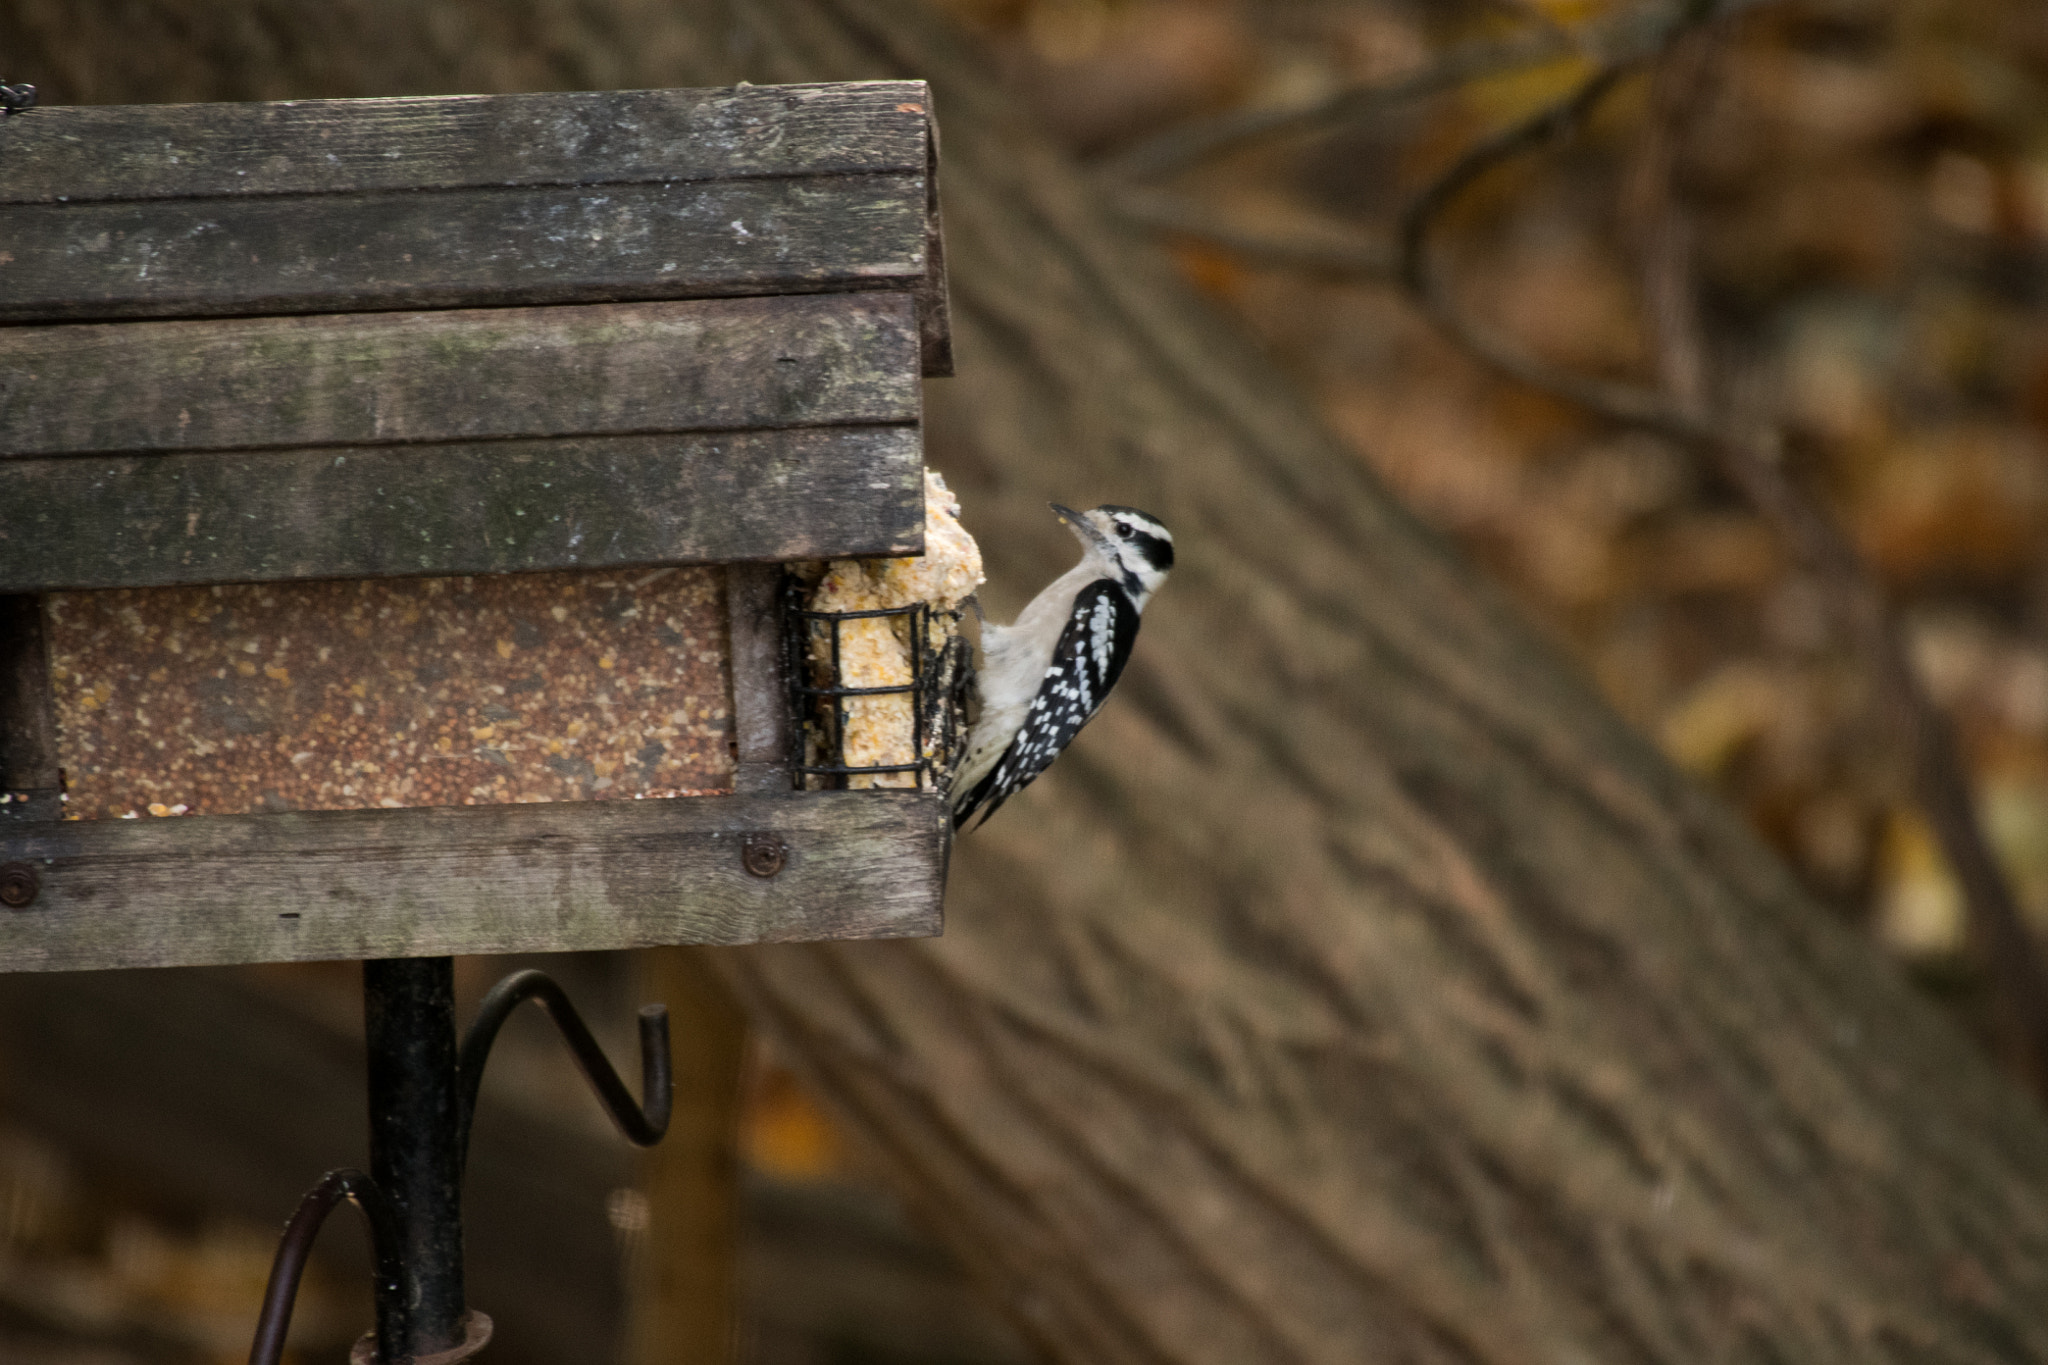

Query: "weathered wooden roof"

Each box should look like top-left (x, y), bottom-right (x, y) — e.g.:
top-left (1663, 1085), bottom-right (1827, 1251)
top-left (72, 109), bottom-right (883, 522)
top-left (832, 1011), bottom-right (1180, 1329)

top-left (0, 83), bottom-right (949, 355)
top-left (0, 82), bottom-right (949, 592)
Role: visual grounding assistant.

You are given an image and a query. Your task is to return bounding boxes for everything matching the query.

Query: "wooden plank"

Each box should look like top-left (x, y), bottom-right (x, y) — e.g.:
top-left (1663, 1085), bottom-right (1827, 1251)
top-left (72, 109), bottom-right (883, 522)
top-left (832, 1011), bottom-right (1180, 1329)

top-left (918, 122), bottom-right (956, 378)
top-left (0, 174), bottom-right (928, 324)
top-left (1, 426), bottom-right (923, 591)
top-left (0, 293), bottom-right (919, 458)
top-left (920, 204), bottom-right (956, 378)
top-left (726, 564), bottom-right (794, 794)
top-left (0, 596), bottom-right (61, 823)
top-left (0, 790), bottom-right (947, 972)
top-left (0, 82), bottom-right (950, 371)
top-left (0, 84), bottom-right (930, 203)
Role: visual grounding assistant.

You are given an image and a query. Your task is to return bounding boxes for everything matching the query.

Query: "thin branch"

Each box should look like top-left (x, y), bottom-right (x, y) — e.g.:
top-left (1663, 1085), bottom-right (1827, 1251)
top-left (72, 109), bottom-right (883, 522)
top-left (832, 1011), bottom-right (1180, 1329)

top-left (1109, 187), bottom-right (1395, 278)
top-left (1622, 37), bottom-right (1714, 417)
top-left (1397, 22), bottom-right (2048, 1082)
top-left (1395, 59), bottom-right (1693, 438)
top-left (1100, 28), bottom-right (1574, 184)
top-left (1099, 0), bottom-right (1771, 186)
top-left (1479, 0), bottom-right (1586, 51)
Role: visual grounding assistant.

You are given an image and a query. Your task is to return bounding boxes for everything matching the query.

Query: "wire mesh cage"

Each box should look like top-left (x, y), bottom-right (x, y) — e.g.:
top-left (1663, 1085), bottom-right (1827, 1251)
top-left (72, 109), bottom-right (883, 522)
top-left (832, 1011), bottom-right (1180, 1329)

top-left (784, 578), bottom-right (972, 792)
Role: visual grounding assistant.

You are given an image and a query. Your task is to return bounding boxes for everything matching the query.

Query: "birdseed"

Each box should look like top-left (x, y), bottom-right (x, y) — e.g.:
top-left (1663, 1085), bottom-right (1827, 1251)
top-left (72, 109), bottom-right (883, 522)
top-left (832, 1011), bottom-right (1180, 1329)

top-left (45, 568), bottom-right (733, 818)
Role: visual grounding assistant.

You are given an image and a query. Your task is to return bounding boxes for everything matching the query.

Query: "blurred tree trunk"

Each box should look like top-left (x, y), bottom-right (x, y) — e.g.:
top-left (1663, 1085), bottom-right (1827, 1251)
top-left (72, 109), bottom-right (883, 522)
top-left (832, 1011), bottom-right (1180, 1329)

top-left (11, 2), bottom-right (2048, 1363)
top-left (625, 949), bottom-right (747, 1365)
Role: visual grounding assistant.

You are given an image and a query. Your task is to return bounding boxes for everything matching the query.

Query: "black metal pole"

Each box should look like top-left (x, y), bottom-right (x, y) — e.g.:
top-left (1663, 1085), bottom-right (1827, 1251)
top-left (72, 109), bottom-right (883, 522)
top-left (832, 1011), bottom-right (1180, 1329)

top-left (363, 956), bottom-right (467, 1361)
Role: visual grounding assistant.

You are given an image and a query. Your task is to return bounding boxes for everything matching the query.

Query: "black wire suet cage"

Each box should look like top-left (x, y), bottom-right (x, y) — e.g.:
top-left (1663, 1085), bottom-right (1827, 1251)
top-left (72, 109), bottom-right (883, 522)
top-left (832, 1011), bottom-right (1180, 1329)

top-left (783, 577), bottom-right (973, 791)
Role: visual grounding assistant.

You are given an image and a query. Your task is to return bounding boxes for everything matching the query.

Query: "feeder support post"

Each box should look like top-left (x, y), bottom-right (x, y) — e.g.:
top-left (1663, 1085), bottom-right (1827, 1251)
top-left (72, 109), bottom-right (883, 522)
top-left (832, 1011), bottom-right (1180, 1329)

top-left (364, 956), bottom-right (469, 1361)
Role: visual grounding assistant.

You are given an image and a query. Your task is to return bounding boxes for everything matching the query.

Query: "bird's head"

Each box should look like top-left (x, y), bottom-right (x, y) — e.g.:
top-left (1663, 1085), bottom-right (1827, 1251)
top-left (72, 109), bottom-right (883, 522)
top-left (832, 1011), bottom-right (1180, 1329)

top-left (1052, 503), bottom-right (1174, 608)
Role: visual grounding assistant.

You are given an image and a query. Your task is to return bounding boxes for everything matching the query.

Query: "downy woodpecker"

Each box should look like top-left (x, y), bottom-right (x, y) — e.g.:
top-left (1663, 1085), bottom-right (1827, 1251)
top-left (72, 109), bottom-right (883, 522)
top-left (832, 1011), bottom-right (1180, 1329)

top-left (951, 503), bottom-right (1174, 829)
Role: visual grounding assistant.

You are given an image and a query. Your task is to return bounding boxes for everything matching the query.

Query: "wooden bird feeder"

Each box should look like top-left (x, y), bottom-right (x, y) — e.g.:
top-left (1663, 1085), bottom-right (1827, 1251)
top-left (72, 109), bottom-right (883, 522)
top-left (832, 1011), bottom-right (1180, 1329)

top-left (1, 78), bottom-right (964, 1364)
top-left (0, 82), bottom-right (956, 975)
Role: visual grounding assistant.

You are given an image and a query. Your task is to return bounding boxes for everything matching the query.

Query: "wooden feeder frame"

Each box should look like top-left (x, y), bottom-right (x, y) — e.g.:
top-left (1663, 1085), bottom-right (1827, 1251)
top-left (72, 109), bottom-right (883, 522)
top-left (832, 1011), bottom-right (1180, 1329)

top-left (0, 81), bottom-right (955, 975)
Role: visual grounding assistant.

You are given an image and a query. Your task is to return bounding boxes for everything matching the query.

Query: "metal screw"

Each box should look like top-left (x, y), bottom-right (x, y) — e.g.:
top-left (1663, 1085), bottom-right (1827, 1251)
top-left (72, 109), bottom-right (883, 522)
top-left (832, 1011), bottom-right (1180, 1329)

top-left (741, 834), bottom-right (786, 878)
top-left (0, 863), bottom-right (39, 910)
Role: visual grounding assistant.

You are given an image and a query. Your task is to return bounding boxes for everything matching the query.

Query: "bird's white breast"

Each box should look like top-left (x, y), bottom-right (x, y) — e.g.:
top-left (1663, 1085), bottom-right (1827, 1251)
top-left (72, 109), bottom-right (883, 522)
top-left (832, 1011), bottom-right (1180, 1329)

top-left (956, 559), bottom-right (1102, 794)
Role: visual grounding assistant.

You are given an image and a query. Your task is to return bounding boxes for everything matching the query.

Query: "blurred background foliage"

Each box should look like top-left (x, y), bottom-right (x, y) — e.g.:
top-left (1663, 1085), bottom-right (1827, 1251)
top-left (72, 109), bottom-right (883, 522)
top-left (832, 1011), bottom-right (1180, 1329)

top-left (933, 0), bottom-right (2048, 1046)
top-left (8, 0), bottom-right (2048, 1359)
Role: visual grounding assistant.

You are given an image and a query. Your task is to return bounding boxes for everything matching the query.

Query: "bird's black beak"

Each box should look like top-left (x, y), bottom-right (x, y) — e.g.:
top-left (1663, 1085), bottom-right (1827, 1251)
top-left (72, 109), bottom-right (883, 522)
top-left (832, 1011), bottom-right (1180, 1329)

top-left (1050, 503), bottom-right (1111, 557)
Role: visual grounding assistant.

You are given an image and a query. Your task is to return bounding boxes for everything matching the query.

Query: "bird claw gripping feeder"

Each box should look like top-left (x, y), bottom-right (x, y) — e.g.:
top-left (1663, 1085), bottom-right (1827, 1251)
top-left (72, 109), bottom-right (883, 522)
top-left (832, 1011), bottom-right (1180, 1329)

top-left (0, 82), bottom-right (959, 1363)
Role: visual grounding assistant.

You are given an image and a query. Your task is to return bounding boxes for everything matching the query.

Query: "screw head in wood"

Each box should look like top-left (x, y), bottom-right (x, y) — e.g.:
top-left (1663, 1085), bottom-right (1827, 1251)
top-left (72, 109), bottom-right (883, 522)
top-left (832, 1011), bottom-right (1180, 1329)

top-left (0, 863), bottom-right (39, 910)
top-left (741, 834), bottom-right (786, 878)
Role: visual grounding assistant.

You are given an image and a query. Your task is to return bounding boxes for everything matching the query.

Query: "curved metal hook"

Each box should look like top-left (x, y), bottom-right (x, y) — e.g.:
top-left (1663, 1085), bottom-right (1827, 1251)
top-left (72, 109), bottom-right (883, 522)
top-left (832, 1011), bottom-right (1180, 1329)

top-left (248, 1168), bottom-right (403, 1365)
top-left (456, 969), bottom-right (671, 1170)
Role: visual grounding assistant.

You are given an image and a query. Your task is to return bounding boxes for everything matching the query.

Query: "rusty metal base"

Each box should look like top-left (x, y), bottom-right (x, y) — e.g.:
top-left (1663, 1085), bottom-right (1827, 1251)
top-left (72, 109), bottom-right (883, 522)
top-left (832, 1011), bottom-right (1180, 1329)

top-left (351, 1310), bottom-right (493, 1364)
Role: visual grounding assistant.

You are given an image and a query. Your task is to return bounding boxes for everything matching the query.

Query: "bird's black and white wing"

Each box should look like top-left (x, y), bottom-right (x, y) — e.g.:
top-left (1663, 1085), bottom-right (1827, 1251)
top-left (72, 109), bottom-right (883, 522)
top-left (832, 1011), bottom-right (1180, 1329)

top-left (953, 580), bottom-right (1140, 829)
